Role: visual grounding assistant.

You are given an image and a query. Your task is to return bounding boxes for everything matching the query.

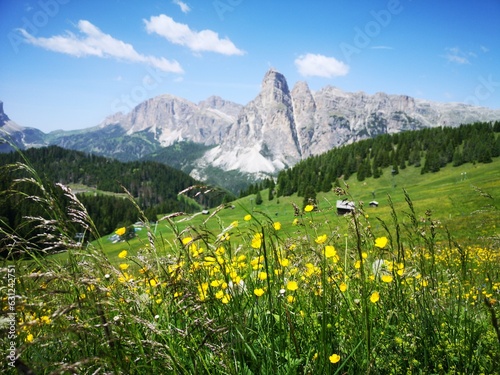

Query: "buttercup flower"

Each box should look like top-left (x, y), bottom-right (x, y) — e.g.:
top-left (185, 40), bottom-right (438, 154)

top-left (324, 245), bottom-right (336, 258)
top-left (287, 281), bottom-right (299, 291)
top-left (118, 250), bottom-right (128, 259)
top-left (375, 236), bottom-right (388, 248)
top-left (244, 214), bottom-right (252, 221)
top-left (315, 234), bottom-right (327, 244)
top-left (381, 274), bottom-right (393, 283)
top-left (273, 222), bottom-right (282, 230)
top-left (329, 353), bottom-right (341, 364)
top-left (254, 288), bottom-right (265, 297)
top-left (304, 204), bottom-right (315, 212)
top-left (182, 237), bottom-right (193, 245)
top-left (370, 291), bottom-right (380, 303)
top-left (251, 233), bottom-right (262, 249)
top-left (115, 227), bottom-right (126, 236)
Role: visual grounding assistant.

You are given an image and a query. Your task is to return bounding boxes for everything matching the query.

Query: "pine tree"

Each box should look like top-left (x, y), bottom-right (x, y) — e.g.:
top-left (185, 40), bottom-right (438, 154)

top-left (255, 190), bottom-right (263, 205)
top-left (268, 187), bottom-right (274, 201)
top-left (302, 185), bottom-right (317, 209)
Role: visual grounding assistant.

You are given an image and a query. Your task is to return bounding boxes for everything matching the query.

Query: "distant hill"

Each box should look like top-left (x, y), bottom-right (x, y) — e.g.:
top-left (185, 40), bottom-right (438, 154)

top-left (0, 146), bottom-right (234, 247)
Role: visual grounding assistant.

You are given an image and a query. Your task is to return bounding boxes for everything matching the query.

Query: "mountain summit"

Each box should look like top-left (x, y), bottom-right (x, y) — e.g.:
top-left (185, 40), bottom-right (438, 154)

top-left (193, 69), bottom-right (500, 176)
top-left (200, 69), bottom-right (303, 174)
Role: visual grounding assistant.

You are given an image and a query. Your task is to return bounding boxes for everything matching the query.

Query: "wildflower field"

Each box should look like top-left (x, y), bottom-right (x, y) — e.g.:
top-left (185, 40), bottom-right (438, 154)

top-left (1, 160), bottom-right (500, 374)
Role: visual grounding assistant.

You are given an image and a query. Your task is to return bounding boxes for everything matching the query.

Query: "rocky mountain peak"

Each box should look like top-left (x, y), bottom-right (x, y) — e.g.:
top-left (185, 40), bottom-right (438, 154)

top-left (198, 96), bottom-right (243, 118)
top-left (260, 69), bottom-right (291, 105)
top-left (0, 101), bottom-right (11, 125)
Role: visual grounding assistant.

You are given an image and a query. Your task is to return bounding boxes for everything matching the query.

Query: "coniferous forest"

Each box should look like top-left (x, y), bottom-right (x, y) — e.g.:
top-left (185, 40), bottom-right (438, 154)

top-left (241, 121), bottom-right (500, 202)
top-left (0, 146), bottom-right (233, 252)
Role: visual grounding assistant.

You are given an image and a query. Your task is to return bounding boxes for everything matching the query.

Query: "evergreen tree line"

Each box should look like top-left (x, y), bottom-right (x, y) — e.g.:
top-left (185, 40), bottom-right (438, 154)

top-left (0, 146), bottom-right (234, 251)
top-left (241, 121), bottom-right (499, 201)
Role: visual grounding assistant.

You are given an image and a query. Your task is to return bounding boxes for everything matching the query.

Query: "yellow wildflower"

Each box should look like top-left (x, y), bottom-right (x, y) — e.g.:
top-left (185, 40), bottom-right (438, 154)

top-left (370, 291), bottom-right (380, 303)
top-left (324, 245), bottom-right (336, 258)
top-left (251, 233), bottom-right (262, 249)
top-left (381, 274), bottom-right (393, 283)
top-left (115, 227), bottom-right (126, 236)
top-left (244, 214), bottom-right (252, 221)
top-left (118, 250), bottom-right (128, 258)
top-left (287, 281), bottom-right (299, 291)
top-left (273, 222), bottom-right (282, 230)
top-left (280, 258), bottom-right (290, 267)
top-left (258, 271), bottom-right (268, 281)
top-left (26, 334), bottom-right (34, 343)
top-left (215, 290), bottom-right (224, 299)
top-left (254, 288), bottom-right (265, 297)
top-left (339, 282), bottom-right (347, 292)
top-left (315, 234), bottom-right (327, 244)
top-left (119, 263), bottom-right (129, 270)
top-left (304, 205), bottom-right (314, 212)
top-left (329, 354), bottom-right (341, 364)
top-left (374, 236), bottom-right (388, 249)
top-left (182, 237), bottom-right (193, 245)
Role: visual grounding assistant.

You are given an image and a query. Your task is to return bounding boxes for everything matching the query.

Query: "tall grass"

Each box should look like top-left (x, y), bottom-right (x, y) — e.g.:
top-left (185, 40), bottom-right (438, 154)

top-left (1, 161), bottom-right (499, 374)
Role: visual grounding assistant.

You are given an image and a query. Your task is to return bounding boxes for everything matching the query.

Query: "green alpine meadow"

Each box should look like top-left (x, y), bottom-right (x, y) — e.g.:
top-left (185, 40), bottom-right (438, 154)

top-left (1, 122), bottom-right (499, 374)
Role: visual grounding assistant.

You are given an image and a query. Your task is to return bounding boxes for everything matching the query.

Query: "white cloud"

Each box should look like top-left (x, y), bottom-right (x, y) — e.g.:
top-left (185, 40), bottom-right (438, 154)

top-left (144, 14), bottom-right (245, 56)
top-left (172, 0), bottom-right (191, 13)
top-left (295, 53), bottom-right (349, 78)
top-left (443, 47), bottom-right (470, 65)
top-left (19, 20), bottom-right (184, 74)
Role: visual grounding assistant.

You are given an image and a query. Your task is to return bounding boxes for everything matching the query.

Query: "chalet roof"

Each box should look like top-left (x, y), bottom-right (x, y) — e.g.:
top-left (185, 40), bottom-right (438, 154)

top-left (336, 200), bottom-right (355, 210)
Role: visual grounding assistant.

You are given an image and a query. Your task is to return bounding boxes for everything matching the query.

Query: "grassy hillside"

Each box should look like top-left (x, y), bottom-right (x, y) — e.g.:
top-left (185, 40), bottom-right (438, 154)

top-left (3, 148), bottom-right (499, 373)
top-left (95, 156), bottom-right (499, 259)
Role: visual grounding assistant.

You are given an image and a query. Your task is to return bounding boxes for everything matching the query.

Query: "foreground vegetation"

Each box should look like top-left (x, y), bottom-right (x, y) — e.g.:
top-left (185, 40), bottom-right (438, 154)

top-left (1, 157), bottom-right (499, 374)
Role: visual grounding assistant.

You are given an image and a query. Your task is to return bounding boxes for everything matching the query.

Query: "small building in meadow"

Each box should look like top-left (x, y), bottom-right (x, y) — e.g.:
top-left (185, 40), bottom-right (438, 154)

top-left (369, 201), bottom-right (379, 207)
top-left (336, 200), bottom-right (355, 215)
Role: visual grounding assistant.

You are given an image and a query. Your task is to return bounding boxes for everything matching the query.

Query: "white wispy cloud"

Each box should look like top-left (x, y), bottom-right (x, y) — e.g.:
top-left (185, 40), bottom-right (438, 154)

top-left (295, 53), bottom-right (349, 78)
top-left (144, 14), bottom-right (245, 56)
top-left (480, 45), bottom-right (489, 53)
top-left (443, 47), bottom-right (471, 65)
top-left (172, 0), bottom-right (191, 13)
top-left (19, 20), bottom-right (184, 73)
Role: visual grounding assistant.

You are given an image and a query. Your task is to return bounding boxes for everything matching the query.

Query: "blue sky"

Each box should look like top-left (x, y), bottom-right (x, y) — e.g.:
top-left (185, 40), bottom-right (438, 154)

top-left (1, 0), bottom-right (499, 132)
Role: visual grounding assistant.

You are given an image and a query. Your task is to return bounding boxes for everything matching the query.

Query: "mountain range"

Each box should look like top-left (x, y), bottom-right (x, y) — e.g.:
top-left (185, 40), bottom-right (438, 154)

top-left (2, 69), bottom-right (500, 191)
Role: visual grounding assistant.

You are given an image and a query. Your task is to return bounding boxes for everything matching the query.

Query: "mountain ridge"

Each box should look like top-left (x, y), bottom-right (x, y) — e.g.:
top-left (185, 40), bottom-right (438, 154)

top-left (2, 70), bottom-right (500, 189)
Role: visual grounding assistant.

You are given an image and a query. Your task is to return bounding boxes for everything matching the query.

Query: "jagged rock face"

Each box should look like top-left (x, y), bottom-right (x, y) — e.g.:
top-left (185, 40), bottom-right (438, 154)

top-left (0, 101), bottom-right (10, 124)
top-left (198, 69), bottom-right (500, 175)
top-left (291, 81), bottom-right (316, 156)
top-left (100, 94), bottom-right (242, 147)
top-left (0, 101), bottom-right (47, 152)
top-left (198, 95), bottom-right (243, 118)
top-left (204, 69), bottom-right (303, 173)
